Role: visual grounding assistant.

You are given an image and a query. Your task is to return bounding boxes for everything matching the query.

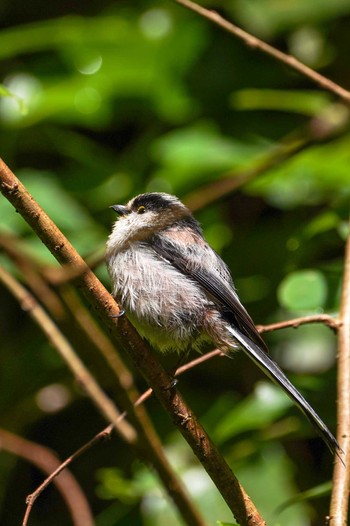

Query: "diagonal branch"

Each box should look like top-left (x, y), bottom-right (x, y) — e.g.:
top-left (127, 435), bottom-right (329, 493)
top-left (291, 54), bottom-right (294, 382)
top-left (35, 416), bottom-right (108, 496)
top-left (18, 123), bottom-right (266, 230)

top-left (0, 157), bottom-right (264, 525)
top-left (174, 0), bottom-right (350, 103)
top-left (0, 264), bottom-right (137, 446)
top-left (0, 164), bottom-right (206, 526)
top-left (18, 308), bottom-right (343, 520)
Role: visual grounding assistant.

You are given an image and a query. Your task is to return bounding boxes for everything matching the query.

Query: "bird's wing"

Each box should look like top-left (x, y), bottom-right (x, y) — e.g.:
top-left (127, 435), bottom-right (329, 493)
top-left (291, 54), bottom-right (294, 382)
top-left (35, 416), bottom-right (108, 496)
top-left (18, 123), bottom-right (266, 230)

top-left (150, 234), bottom-right (341, 458)
top-left (150, 235), bottom-right (268, 352)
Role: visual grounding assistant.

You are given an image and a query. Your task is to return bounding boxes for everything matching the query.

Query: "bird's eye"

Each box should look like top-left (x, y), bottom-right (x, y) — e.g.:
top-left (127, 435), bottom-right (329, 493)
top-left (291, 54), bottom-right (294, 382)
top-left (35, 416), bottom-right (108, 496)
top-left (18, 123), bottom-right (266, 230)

top-left (137, 205), bottom-right (146, 214)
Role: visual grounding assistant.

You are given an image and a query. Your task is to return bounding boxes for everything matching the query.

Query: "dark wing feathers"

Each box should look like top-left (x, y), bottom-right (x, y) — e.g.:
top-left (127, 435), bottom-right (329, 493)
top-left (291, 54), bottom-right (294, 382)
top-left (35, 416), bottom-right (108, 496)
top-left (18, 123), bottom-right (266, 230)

top-left (150, 234), bottom-right (267, 351)
top-left (150, 234), bottom-right (342, 458)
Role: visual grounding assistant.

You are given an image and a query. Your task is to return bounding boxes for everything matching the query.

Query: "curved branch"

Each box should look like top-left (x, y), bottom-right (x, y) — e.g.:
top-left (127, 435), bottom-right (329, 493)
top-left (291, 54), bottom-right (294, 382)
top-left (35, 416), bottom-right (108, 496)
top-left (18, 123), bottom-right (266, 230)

top-left (0, 428), bottom-right (94, 526)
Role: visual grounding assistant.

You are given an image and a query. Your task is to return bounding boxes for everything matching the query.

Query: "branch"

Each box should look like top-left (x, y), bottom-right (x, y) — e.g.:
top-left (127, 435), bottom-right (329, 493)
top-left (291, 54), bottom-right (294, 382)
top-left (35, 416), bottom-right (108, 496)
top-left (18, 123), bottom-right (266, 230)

top-left (17, 352), bottom-right (226, 520)
top-left (0, 163), bottom-right (207, 526)
top-left (0, 428), bottom-right (94, 526)
top-left (0, 230), bottom-right (66, 319)
top-left (257, 314), bottom-right (340, 334)
top-left (330, 221), bottom-right (350, 525)
top-left (24, 304), bottom-right (341, 517)
top-left (22, 426), bottom-right (113, 526)
top-left (0, 232), bottom-right (202, 525)
top-left (174, 0), bottom-right (350, 103)
top-left (0, 264), bottom-right (137, 446)
top-left (0, 158), bottom-right (264, 525)
top-left (184, 105), bottom-right (348, 212)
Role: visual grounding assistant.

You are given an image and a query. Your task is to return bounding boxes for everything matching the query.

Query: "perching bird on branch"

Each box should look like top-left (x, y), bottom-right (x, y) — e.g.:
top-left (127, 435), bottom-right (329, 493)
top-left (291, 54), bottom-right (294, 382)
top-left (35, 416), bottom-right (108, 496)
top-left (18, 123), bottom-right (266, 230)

top-left (106, 192), bottom-right (340, 457)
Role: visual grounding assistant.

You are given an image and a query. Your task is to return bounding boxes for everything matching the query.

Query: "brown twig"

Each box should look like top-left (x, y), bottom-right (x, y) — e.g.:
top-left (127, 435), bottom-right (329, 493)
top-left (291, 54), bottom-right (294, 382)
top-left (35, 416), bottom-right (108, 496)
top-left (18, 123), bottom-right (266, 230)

top-left (0, 264), bottom-right (136, 445)
top-left (184, 107), bottom-right (349, 212)
top-left (174, 0), bottom-right (350, 103)
top-left (257, 314), bottom-right (340, 334)
top-left (0, 428), bottom-right (94, 526)
top-left (0, 157), bottom-right (264, 525)
top-left (329, 222), bottom-right (350, 525)
top-left (18, 355), bottom-right (226, 516)
top-left (22, 426), bottom-right (114, 526)
top-left (0, 231), bottom-right (66, 319)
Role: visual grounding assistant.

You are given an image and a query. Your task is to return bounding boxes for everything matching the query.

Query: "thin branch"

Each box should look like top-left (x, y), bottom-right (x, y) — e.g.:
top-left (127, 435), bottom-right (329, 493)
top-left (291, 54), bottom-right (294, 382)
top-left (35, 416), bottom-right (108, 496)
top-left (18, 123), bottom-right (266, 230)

top-left (0, 231), bottom-right (66, 319)
top-left (0, 264), bottom-right (137, 446)
top-left (22, 426), bottom-right (113, 526)
top-left (0, 157), bottom-right (264, 526)
top-left (185, 131), bottom-right (309, 212)
top-left (330, 221), bottom-right (350, 525)
top-left (257, 314), bottom-right (340, 334)
top-left (174, 0), bottom-right (350, 103)
top-left (0, 428), bottom-right (94, 526)
top-left (17, 351), bottom-right (226, 510)
top-left (184, 107), bottom-right (349, 212)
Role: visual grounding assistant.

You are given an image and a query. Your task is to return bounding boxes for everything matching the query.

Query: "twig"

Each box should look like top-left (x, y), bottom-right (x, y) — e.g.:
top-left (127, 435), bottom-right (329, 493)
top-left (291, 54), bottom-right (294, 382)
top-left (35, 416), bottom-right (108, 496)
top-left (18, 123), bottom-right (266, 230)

top-left (184, 112), bottom-right (348, 212)
top-left (174, 0), bottom-right (350, 103)
top-left (0, 428), bottom-right (94, 526)
top-left (0, 157), bottom-right (264, 525)
top-left (22, 426), bottom-right (113, 526)
top-left (185, 132), bottom-right (308, 212)
top-left (329, 221), bottom-right (350, 525)
top-left (257, 314), bottom-right (340, 334)
top-left (0, 231), bottom-right (66, 319)
top-left (0, 264), bottom-right (136, 446)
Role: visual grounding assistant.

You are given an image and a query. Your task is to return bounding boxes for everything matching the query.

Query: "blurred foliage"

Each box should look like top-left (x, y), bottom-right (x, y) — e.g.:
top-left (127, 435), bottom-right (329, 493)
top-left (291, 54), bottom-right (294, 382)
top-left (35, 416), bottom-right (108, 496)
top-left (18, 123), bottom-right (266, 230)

top-left (0, 0), bottom-right (349, 525)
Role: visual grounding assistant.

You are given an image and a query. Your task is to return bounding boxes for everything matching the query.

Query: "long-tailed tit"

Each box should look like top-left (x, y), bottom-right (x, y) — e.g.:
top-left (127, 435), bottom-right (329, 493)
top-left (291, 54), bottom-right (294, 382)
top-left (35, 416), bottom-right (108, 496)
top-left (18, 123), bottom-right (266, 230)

top-left (106, 192), bottom-right (340, 456)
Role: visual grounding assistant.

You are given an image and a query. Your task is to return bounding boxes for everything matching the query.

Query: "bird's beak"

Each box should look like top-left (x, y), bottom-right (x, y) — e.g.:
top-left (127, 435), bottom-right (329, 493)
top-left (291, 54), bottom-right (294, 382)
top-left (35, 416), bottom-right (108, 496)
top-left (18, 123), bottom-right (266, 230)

top-left (110, 204), bottom-right (129, 216)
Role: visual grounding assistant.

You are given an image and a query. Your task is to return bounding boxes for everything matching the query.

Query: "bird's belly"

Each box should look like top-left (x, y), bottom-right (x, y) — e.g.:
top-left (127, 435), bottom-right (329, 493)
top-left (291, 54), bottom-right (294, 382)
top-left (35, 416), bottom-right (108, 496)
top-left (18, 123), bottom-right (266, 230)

top-left (108, 247), bottom-right (211, 352)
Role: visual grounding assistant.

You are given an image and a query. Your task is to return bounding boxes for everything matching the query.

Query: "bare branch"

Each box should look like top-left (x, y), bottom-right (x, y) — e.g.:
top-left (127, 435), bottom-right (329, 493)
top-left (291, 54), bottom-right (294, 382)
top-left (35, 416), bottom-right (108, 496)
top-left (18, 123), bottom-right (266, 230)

top-left (174, 0), bottom-right (350, 103)
top-left (185, 112), bottom-right (348, 212)
top-left (22, 426), bottom-right (113, 526)
top-left (0, 428), bottom-right (94, 526)
top-left (257, 314), bottom-right (340, 334)
top-left (330, 222), bottom-right (350, 525)
top-left (0, 158), bottom-right (265, 526)
top-left (0, 264), bottom-right (137, 445)
top-left (2, 159), bottom-right (254, 525)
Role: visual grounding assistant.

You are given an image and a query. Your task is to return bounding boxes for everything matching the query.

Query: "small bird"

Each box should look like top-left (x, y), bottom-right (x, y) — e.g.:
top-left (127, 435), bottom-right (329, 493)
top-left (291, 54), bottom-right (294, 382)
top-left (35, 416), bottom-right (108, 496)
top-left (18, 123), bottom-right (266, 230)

top-left (106, 192), bottom-right (340, 457)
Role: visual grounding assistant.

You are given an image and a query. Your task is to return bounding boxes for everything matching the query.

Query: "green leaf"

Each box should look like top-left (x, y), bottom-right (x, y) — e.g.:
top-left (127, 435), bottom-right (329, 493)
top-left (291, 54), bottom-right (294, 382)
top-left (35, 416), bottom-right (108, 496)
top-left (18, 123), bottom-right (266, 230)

top-left (214, 383), bottom-right (292, 442)
top-left (231, 89), bottom-right (330, 116)
top-left (278, 270), bottom-right (327, 311)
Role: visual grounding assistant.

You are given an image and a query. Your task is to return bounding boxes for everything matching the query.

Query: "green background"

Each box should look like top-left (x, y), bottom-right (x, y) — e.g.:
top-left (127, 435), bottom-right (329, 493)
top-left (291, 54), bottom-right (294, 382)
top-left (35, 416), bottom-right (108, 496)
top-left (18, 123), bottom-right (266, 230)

top-left (0, 0), bottom-right (349, 524)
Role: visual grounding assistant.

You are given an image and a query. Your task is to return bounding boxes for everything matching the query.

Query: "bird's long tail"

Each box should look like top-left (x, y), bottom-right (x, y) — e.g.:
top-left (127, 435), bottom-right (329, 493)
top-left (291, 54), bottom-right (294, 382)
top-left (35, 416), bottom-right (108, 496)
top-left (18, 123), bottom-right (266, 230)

top-left (226, 325), bottom-right (342, 459)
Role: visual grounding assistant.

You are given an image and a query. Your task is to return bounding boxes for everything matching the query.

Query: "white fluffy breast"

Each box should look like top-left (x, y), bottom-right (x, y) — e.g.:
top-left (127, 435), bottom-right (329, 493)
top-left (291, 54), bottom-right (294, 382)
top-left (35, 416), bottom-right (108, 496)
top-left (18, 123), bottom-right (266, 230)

top-left (106, 242), bottom-right (211, 352)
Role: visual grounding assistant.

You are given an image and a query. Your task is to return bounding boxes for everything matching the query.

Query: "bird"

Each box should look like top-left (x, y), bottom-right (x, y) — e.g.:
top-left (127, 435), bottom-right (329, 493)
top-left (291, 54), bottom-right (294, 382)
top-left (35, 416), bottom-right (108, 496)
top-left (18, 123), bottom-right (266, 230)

top-left (106, 191), bottom-right (340, 457)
